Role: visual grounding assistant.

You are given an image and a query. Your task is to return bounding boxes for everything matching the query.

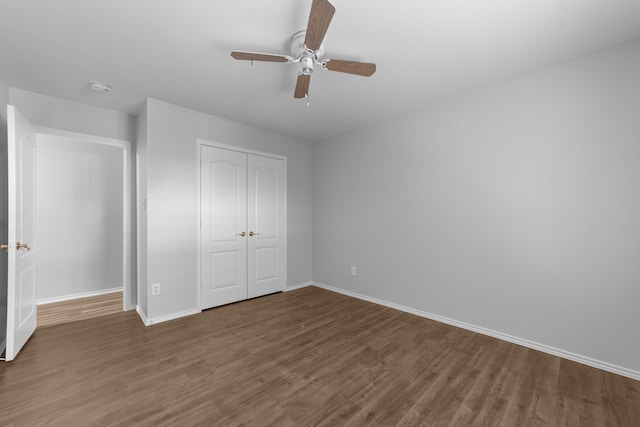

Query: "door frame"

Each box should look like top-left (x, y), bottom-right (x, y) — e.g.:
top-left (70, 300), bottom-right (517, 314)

top-left (196, 139), bottom-right (287, 311)
top-left (36, 126), bottom-right (134, 311)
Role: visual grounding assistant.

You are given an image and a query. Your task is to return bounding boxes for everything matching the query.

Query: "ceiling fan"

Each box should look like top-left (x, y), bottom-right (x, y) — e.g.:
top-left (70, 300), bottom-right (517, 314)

top-left (231, 0), bottom-right (376, 100)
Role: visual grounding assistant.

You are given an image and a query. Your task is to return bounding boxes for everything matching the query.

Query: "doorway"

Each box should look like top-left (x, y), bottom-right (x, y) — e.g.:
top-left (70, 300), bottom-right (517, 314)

top-left (35, 128), bottom-right (132, 322)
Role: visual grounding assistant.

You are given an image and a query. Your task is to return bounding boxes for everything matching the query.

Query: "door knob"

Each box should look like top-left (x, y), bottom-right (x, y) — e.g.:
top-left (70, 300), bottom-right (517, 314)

top-left (249, 231), bottom-right (260, 237)
top-left (1, 244), bottom-right (8, 252)
top-left (16, 242), bottom-right (30, 251)
top-left (236, 232), bottom-right (246, 237)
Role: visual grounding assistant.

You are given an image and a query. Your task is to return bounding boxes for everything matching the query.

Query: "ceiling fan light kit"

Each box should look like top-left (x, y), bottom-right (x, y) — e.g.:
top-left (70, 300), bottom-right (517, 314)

top-left (230, 0), bottom-right (376, 100)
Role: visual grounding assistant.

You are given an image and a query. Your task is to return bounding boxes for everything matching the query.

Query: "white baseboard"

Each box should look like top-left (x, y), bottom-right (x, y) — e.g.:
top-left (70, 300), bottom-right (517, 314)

top-left (136, 305), bottom-right (150, 326)
top-left (312, 281), bottom-right (640, 381)
top-left (285, 281), bottom-right (313, 292)
top-left (144, 308), bottom-right (201, 326)
top-left (123, 301), bottom-right (135, 312)
top-left (38, 287), bottom-right (123, 305)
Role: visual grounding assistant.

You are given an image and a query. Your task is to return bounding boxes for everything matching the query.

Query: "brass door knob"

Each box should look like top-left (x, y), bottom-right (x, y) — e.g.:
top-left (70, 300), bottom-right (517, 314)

top-left (16, 242), bottom-right (31, 251)
top-left (249, 231), bottom-right (260, 237)
top-left (1, 244), bottom-right (8, 252)
top-left (236, 232), bottom-right (246, 237)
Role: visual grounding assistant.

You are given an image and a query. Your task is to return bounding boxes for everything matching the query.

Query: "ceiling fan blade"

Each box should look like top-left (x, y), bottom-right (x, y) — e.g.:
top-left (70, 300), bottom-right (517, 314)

top-left (324, 59), bottom-right (376, 77)
top-left (294, 74), bottom-right (311, 99)
top-left (304, 0), bottom-right (335, 52)
top-left (231, 51), bottom-right (289, 63)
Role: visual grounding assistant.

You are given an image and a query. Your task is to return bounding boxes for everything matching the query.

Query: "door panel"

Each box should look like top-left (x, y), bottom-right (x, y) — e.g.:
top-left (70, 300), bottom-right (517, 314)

top-left (255, 247), bottom-right (277, 281)
top-left (253, 166), bottom-right (277, 238)
top-left (210, 251), bottom-right (241, 289)
top-left (5, 105), bottom-right (37, 361)
top-left (18, 265), bottom-right (36, 328)
top-left (247, 155), bottom-right (285, 298)
top-left (211, 160), bottom-right (243, 243)
top-left (201, 146), bottom-right (247, 309)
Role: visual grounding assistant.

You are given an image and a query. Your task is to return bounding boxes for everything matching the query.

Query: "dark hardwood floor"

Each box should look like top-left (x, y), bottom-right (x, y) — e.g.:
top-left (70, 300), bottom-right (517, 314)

top-left (1, 286), bottom-right (638, 426)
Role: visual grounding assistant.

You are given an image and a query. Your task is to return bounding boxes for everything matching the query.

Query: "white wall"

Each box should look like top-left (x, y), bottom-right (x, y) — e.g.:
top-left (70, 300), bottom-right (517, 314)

top-left (36, 135), bottom-right (123, 301)
top-left (313, 40), bottom-right (640, 377)
top-left (0, 74), bottom-right (9, 350)
top-left (138, 98), bottom-right (314, 322)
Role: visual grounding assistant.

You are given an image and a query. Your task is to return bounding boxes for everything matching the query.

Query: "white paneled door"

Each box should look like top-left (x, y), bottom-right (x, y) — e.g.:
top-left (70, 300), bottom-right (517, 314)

top-left (4, 106), bottom-right (37, 361)
top-left (200, 145), bottom-right (286, 310)
top-left (201, 147), bottom-right (248, 308)
top-left (247, 154), bottom-right (286, 298)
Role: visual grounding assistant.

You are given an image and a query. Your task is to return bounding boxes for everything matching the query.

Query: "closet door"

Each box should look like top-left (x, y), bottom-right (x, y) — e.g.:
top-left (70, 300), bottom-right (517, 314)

top-left (201, 146), bottom-right (247, 309)
top-left (247, 154), bottom-right (286, 298)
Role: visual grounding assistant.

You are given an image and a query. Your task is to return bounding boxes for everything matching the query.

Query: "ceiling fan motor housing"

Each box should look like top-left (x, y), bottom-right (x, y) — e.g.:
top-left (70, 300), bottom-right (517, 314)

top-left (292, 30), bottom-right (323, 75)
top-left (301, 56), bottom-right (314, 75)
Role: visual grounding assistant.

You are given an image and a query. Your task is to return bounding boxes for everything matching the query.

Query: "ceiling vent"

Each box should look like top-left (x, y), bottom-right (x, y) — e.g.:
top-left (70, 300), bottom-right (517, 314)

top-left (89, 80), bottom-right (111, 92)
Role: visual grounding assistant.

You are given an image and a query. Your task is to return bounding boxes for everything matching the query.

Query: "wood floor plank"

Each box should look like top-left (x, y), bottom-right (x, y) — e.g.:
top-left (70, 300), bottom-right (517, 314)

top-left (1, 286), bottom-right (638, 426)
top-left (37, 291), bottom-right (123, 328)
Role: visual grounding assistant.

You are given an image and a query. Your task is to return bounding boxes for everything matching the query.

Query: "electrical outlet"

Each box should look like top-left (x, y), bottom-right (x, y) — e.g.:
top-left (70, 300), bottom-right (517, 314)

top-left (152, 283), bottom-right (161, 296)
top-left (351, 266), bottom-right (357, 276)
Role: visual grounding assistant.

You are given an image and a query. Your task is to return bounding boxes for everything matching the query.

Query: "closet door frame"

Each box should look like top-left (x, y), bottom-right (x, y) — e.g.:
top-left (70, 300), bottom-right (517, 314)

top-left (196, 140), bottom-right (287, 311)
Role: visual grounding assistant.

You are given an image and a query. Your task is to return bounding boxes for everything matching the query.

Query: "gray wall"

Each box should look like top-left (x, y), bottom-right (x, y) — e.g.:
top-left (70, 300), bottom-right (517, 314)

top-left (139, 98), bottom-right (313, 321)
top-left (136, 102), bottom-right (148, 316)
top-left (36, 135), bottom-right (123, 301)
top-left (313, 40), bottom-right (640, 375)
top-left (0, 74), bottom-right (8, 351)
top-left (8, 88), bottom-right (136, 142)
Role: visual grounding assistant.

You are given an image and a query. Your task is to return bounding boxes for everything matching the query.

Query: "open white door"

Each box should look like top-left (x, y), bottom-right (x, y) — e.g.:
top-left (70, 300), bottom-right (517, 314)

top-left (4, 105), bottom-right (37, 361)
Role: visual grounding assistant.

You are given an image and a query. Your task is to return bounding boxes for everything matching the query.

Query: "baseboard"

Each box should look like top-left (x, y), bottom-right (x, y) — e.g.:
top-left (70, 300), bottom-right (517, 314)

top-left (38, 287), bottom-right (123, 305)
top-left (311, 281), bottom-right (640, 381)
top-left (136, 305), bottom-right (150, 326)
top-left (285, 281), bottom-right (313, 292)
top-left (145, 308), bottom-right (201, 326)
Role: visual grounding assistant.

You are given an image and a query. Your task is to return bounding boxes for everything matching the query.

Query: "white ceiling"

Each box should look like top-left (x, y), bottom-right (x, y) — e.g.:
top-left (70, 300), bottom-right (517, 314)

top-left (1, 0), bottom-right (640, 142)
